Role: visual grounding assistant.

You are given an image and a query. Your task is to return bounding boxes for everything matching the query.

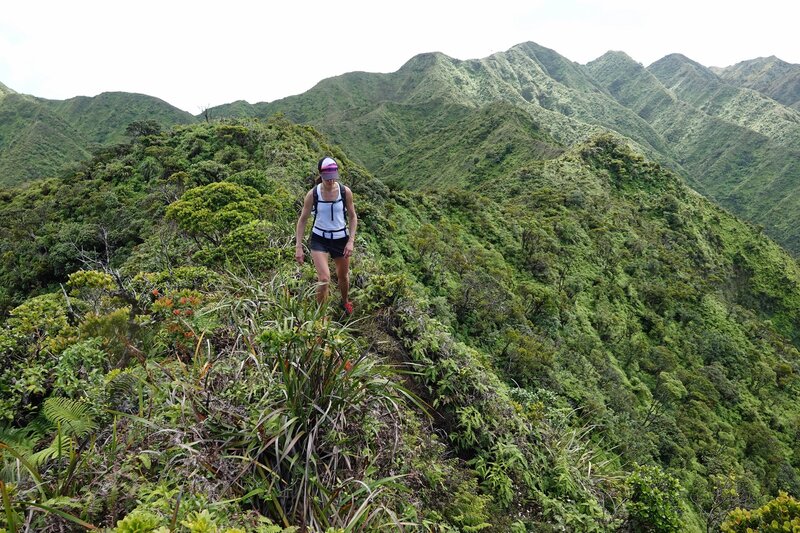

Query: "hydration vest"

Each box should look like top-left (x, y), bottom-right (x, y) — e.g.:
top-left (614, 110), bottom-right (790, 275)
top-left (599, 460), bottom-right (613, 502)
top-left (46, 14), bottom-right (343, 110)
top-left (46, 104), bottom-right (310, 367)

top-left (312, 183), bottom-right (349, 239)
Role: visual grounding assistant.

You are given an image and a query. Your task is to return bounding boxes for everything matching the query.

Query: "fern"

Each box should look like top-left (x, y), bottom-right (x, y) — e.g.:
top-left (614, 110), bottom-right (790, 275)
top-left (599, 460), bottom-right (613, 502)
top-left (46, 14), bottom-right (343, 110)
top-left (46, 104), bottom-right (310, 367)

top-left (28, 432), bottom-right (74, 468)
top-left (0, 425), bottom-right (39, 454)
top-left (42, 397), bottom-right (97, 437)
top-left (106, 370), bottom-right (142, 413)
top-left (0, 425), bottom-right (44, 483)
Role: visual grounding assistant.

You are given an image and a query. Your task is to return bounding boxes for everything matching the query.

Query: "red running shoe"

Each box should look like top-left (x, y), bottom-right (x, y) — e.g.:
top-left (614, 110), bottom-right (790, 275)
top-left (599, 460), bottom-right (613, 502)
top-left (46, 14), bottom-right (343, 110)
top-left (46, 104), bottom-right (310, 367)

top-left (342, 301), bottom-right (354, 316)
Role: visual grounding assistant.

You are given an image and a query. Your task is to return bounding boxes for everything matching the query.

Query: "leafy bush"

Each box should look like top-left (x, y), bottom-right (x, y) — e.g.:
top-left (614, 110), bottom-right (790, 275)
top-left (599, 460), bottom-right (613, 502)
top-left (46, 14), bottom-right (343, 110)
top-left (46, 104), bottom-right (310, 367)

top-left (53, 338), bottom-right (108, 398)
top-left (0, 293), bottom-right (76, 421)
top-left (114, 508), bottom-right (162, 532)
top-left (166, 182), bottom-right (261, 245)
top-left (624, 464), bottom-right (683, 532)
top-left (444, 478), bottom-right (493, 531)
top-left (721, 492), bottom-right (800, 532)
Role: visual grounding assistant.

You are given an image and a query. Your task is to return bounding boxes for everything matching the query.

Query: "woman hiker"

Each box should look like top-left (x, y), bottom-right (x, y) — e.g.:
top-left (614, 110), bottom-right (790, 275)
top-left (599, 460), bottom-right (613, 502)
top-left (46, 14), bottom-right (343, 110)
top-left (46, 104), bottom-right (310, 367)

top-left (295, 156), bottom-right (358, 314)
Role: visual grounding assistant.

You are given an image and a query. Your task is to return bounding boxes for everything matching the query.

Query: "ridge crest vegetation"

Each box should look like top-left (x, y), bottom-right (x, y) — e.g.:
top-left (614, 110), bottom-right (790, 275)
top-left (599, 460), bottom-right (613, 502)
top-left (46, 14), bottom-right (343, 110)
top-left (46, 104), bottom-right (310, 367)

top-left (204, 43), bottom-right (800, 256)
top-left (5, 42), bottom-right (800, 254)
top-left (1, 117), bottom-right (800, 531)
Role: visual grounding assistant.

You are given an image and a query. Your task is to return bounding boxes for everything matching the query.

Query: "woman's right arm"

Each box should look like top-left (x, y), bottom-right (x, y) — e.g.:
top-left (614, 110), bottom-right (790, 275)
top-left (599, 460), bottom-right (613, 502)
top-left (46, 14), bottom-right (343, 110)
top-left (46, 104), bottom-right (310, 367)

top-left (295, 190), bottom-right (314, 264)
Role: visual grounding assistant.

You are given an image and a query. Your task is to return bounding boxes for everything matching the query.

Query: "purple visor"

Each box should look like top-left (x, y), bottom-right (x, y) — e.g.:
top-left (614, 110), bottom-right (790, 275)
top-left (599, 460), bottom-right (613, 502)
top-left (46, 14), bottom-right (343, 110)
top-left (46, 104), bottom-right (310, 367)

top-left (321, 169), bottom-right (339, 180)
top-left (319, 157), bottom-right (339, 180)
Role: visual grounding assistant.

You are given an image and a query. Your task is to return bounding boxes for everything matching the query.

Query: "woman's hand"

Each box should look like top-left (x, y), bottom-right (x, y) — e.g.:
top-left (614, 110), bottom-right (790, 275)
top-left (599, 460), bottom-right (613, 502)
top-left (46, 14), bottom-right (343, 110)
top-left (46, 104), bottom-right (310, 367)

top-left (344, 239), bottom-right (354, 258)
top-left (295, 245), bottom-right (305, 265)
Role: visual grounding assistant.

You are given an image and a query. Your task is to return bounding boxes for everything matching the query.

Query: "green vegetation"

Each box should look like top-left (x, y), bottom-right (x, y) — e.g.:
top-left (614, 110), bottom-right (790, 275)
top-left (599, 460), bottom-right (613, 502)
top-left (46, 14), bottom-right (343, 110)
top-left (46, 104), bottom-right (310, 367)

top-left (2, 116), bottom-right (800, 531)
top-left (712, 56), bottom-right (800, 111)
top-left (205, 44), bottom-right (800, 256)
top-left (588, 52), bottom-right (800, 255)
top-left (0, 86), bottom-right (195, 186)
top-left (721, 492), bottom-right (800, 532)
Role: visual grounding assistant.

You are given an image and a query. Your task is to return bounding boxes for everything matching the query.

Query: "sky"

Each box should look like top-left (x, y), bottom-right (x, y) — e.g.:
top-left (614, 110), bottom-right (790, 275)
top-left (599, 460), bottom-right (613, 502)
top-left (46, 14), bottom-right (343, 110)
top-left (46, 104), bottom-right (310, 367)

top-left (1, 0), bottom-right (798, 114)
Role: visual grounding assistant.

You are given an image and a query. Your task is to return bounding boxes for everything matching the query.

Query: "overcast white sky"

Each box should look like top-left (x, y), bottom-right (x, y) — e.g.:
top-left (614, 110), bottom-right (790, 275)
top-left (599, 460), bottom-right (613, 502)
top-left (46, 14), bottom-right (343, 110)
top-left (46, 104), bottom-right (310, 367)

top-left (2, 0), bottom-right (798, 113)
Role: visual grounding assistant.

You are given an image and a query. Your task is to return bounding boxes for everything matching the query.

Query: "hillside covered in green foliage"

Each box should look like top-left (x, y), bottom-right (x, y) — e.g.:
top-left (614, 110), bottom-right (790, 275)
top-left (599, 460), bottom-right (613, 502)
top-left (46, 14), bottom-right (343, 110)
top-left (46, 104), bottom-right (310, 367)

top-left (207, 43), bottom-right (800, 257)
top-left (589, 52), bottom-right (800, 254)
top-left (4, 43), bottom-right (800, 256)
top-left (2, 116), bottom-right (800, 532)
top-left (0, 86), bottom-right (195, 186)
top-left (712, 56), bottom-right (800, 110)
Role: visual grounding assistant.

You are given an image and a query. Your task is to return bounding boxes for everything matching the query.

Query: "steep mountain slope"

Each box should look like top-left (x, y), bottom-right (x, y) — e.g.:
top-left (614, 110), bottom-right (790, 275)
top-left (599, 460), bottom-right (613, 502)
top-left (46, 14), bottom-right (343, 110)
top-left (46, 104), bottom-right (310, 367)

top-left (0, 86), bottom-right (196, 186)
top-left (0, 81), bottom-right (15, 97)
top-left (587, 52), bottom-right (800, 254)
top-left (379, 100), bottom-right (564, 189)
top-left (207, 42), bottom-right (681, 185)
top-left (584, 51), bottom-right (715, 194)
top-left (0, 93), bottom-right (91, 186)
top-left (648, 54), bottom-right (800, 142)
top-left (206, 43), bottom-right (800, 255)
top-left (712, 56), bottom-right (800, 110)
top-left (2, 119), bottom-right (800, 531)
top-left (37, 91), bottom-right (197, 145)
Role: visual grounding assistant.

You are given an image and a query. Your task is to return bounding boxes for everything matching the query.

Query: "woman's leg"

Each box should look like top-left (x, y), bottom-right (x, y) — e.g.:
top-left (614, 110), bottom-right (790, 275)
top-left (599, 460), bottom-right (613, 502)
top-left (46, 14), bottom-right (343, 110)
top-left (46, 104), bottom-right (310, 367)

top-left (311, 250), bottom-right (331, 303)
top-left (333, 255), bottom-right (350, 303)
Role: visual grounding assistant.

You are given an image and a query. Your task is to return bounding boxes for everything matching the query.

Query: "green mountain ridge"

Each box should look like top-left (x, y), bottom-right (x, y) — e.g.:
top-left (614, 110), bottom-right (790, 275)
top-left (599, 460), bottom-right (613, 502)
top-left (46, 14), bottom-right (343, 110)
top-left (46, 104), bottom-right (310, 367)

top-left (209, 43), bottom-right (682, 188)
top-left (0, 93), bottom-right (91, 185)
top-left (36, 91), bottom-right (196, 145)
top-left (587, 52), bottom-right (800, 253)
top-left (0, 86), bottom-right (196, 186)
top-left (0, 81), bottom-right (15, 98)
top-left (712, 56), bottom-right (800, 110)
top-left (203, 43), bottom-right (800, 255)
top-left (2, 118), bottom-right (800, 531)
top-left (648, 54), bottom-right (800, 141)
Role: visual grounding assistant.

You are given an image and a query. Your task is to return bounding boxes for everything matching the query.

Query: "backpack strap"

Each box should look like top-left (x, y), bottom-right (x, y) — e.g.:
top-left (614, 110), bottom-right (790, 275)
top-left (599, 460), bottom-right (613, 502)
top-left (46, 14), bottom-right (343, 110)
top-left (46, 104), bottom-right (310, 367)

top-left (312, 185), bottom-right (319, 226)
top-left (339, 183), bottom-right (348, 225)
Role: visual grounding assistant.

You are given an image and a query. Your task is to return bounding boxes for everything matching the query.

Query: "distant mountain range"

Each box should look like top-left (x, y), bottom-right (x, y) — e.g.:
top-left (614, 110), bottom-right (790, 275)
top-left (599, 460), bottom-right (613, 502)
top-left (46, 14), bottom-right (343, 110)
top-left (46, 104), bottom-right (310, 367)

top-left (0, 89), bottom-right (194, 186)
top-left (206, 43), bottom-right (800, 254)
top-left (2, 43), bottom-right (799, 254)
top-left (712, 56), bottom-right (800, 110)
top-left (587, 51), bottom-right (800, 253)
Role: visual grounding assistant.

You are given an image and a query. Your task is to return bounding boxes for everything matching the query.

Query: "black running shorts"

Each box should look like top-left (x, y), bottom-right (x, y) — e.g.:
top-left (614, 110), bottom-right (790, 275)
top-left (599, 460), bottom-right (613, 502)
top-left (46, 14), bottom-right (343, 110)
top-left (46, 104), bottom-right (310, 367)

top-left (309, 233), bottom-right (349, 258)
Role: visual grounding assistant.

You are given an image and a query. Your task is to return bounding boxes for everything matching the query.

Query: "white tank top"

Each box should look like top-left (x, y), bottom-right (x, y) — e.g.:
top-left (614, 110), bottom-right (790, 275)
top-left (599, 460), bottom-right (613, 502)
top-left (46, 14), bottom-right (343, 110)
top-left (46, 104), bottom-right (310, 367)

top-left (313, 183), bottom-right (348, 239)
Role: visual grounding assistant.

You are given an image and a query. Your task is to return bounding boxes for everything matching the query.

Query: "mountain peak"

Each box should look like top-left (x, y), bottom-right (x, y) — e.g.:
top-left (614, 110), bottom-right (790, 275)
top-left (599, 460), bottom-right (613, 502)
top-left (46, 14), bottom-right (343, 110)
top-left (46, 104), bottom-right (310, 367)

top-left (651, 53), bottom-right (705, 69)
top-left (587, 50), bottom-right (643, 72)
top-left (509, 40), bottom-right (576, 68)
top-left (0, 81), bottom-right (16, 98)
top-left (726, 55), bottom-right (791, 71)
top-left (504, 41), bottom-right (601, 92)
top-left (757, 55), bottom-right (785, 65)
top-left (712, 55), bottom-right (800, 108)
top-left (592, 50), bottom-right (638, 64)
top-left (398, 51), bottom-right (454, 72)
top-left (585, 51), bottom-right (648, 88)
top-left (510, 41), bottom-right (559, 56)
top-left (648, 53), bottom-right (719, 84)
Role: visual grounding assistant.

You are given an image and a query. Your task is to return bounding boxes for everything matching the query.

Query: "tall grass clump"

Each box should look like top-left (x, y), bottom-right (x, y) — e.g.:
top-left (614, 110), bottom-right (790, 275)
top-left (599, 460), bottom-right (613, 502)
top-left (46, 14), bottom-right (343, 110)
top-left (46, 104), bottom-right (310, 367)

top-left (206, 272), bottom-right (421, 531)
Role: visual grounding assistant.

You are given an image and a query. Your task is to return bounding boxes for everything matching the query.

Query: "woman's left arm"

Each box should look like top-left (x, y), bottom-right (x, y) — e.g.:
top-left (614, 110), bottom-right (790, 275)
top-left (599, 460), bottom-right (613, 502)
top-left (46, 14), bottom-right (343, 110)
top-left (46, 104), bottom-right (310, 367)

top-left (344, 186), bottom-right (358, 257)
